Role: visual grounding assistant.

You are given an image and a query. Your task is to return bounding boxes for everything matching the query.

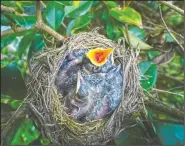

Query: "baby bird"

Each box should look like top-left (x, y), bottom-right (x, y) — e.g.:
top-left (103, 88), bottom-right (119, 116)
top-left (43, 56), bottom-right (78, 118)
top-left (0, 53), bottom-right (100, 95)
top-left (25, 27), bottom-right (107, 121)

top-left (55, 48), bottom-right (123, 122)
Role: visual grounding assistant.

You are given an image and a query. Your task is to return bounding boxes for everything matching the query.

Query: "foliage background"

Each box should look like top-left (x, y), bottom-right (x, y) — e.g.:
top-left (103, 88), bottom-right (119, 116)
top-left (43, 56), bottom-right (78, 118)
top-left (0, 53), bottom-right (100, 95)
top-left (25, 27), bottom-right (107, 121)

top-left (1, 1), bottom-right (184, 145)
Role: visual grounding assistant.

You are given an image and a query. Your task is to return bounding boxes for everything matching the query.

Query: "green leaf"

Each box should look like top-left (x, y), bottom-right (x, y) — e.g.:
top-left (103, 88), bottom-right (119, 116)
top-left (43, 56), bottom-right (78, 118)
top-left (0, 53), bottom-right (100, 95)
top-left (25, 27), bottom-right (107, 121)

top-left (1, 62), bottom-right (27, 100)
top-left (1, 96), bottom-right (23, 109)
top-left (106, 22), bottom-right (121, 40)
top-left (128, 25), bottom-right (146, 40)
top-left (6, 13), bottom-right (36, 28)
top-left (138, 61), bottom-right (158, 90)
top-left (43, 1), bottom-right (65, 30)
top-left (123, 29), bottom-right (152, 50)
top-left (40, 137), bottom-right (51, 145)
top-left (17, 32), bottom-right (35, 58)
top-left (164, 32), bottom-right (175, 43)
top-left (109, 7), bottom-right (142, 28)
top-left (154, 121), bottom-right (184, 145)
top-left (56, 1), bottom-right (73, 6)
top-left (66, 13), bottom-right (93, 36)
top-left (1, 35), bottom-right (16, 49)
top-left (65, 1), bottom-right (93, 18)
top-left (148, 50), bottom-right (160, 60)
top-left (28, 34), bottom-right (45, 60)
top-left (11, 118), bottom-right (40, 145)
top-left (104, 1), bottom-right (118, 8)
top-left (166, 12), bottom-right (184, 26)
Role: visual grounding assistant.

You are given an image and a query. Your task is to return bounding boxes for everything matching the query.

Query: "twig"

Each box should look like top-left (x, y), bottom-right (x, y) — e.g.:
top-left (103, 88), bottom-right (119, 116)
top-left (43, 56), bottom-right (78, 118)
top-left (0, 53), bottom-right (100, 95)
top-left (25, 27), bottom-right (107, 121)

top-left (1, 27), bottom-right (35, 37)
top-left (36, 1), bottom-right (42, 23)
top-left (158, 72), bottom-right (184, 85)
top-left (159, 4), bottom-right (184, 52)
top-left (159, 1), bottom-right (184, 16)
top-left (145, 99), bottom-right (184, 120)
top-left (140, 111), bottom-right (162, 145)
top-left (151, 88), bottom-right (184, 98)
top-left (1, 5), bottom-right (27, 16)
top-left (40, 1), bottom-right (46, 8)
top-left (1, 1), bottom-right (65, 41)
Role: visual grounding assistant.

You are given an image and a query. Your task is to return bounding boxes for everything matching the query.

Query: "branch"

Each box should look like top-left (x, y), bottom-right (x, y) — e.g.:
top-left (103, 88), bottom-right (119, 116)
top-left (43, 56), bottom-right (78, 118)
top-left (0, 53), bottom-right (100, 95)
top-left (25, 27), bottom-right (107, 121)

top-left (1, 1), bottom-right (65, 41)
top-left (1, 27), bottom-right (34, 37)
top-left (145, 99), bottom-right (184, 120)
top-left (152, 88), bottom-right (184, 98)
top-left (159, 4), bottom-right (184, 52)
top-left (159, 1), bottom-right (184, 16)
top-left (36, 1), bottom-right (42, 23)
top-left (1, 5), bottom-right (27, 16)
top-left (35, 23), bottom-right (65, 40)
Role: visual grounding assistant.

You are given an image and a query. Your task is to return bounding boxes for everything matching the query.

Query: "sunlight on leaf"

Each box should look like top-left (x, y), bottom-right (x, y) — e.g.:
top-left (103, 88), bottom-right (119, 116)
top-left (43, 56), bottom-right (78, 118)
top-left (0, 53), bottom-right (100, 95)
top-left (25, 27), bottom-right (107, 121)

top-left (65, 1), bottom-right (93, 18)
top-left (44, 2), bottom-right (65, 30)
top-left (122, 29), bottom-right (152, 50)
top-left (109, 7), bottom-right (142, 28)
top-left (66, 13), bottom-right (93, 36)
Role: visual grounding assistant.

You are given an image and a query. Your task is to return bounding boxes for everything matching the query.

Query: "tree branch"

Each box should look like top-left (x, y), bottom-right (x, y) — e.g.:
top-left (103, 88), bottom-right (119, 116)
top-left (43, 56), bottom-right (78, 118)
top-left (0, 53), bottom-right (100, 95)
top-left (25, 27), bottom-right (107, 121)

top-left (36, 1), bottom-right (42, 23)
top-left (145, 99), bottom-right (184, 120)
top-left (1, 27), bottom-right (34, 37)
top-left (1, 1), bottom-right (65, 41)
top-left (1, 5), bottom-right (27, 16)
top-left (159, 4), bottom-right (184, 53)
top-left (159, 1), bottom-right (184, 16)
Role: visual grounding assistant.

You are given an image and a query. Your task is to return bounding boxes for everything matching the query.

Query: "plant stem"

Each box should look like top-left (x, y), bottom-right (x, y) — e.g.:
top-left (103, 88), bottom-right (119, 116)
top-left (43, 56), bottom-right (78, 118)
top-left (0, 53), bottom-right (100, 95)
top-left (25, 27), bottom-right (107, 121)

top-left (1, 5), bottom-right (27, 16)
top-left (1, 1), bottom-right (65, 41)
top-left (159, 1), bottom-right (184, 16)
top-left (145, 99), bottom-right (184, 120)
top-left (159, 4), bottom-right (184, 53)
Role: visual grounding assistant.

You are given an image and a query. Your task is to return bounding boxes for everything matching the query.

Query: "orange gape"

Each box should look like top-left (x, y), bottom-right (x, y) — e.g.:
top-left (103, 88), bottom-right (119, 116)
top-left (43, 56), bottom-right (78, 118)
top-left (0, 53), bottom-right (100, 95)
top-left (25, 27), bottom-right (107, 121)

top-left (85, 48), bottom-right (114, 66)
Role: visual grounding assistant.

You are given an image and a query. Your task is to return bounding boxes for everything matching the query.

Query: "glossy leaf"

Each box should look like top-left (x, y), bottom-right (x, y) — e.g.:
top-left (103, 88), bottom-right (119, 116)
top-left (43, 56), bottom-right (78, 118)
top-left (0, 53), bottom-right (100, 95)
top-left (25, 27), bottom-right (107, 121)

top-left (104, 1), bottom-right (118, 8)
top-left (106, 22), bottom-right (121, 40)
top-left (5, 13), bottom-right (36, 28)
top-left (65, 1), bottom-right (93, 18)
top-left (138, 61), bottom-right (158, 90)
top-left (11, 118), bottom-right (40, 145)
top-left (123, 29), bottom-right (152, 50)
top-left (1, 35), bottom-right (16, 49)
top-left (154, 121), bottom-right (184, 145)
top-left (1, 62), bottom-right (27, 100)
top-left (148, 50), bottom-right (160, 60)
top-left (152, 49), bottom-right (175, 65)
top-left (17, 32), bottom-right (35, 58)
top-left (128, 25), bottom-right (146, 40)
top-left (109, 7), bottom-right (142, 28)
top-left (27, 34), bottom-right (45, 60)
top-left (44, 1), bottom-right (65, 30)
top-left (66, 13), bottom-right (93, 36)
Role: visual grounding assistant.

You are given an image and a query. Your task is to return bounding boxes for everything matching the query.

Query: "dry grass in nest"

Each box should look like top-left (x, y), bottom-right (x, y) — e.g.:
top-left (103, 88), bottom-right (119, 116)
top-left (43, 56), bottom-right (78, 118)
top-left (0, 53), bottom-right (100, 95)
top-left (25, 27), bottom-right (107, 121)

top-left (25, 28), bottom-right (143, 145)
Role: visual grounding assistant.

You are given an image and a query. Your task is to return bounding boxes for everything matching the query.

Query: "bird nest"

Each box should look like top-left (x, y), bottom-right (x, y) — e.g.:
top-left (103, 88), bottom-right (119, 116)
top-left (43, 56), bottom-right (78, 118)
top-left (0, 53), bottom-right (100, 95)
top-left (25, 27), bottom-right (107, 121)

top-left (25, 29), bottom-right (143, 145)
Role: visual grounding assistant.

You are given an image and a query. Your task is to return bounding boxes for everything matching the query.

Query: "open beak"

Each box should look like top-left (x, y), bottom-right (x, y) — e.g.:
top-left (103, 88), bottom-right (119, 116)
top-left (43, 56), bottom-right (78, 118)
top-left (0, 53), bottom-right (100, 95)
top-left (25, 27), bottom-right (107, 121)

top-left (85, 48), bottom-right (114, 66)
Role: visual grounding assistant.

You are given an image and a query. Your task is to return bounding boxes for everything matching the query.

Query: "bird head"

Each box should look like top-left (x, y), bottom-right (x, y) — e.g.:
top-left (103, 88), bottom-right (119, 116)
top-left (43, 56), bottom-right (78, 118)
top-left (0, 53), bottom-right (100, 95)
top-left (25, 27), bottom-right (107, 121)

top-left (85, 48), bottom-right (114, 67)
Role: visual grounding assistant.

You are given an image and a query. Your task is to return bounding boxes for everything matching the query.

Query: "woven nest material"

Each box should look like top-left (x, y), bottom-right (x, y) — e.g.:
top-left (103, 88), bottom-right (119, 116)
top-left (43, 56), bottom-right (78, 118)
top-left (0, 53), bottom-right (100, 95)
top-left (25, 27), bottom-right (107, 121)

top-left (25, 29), bottom-right (143, 145)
